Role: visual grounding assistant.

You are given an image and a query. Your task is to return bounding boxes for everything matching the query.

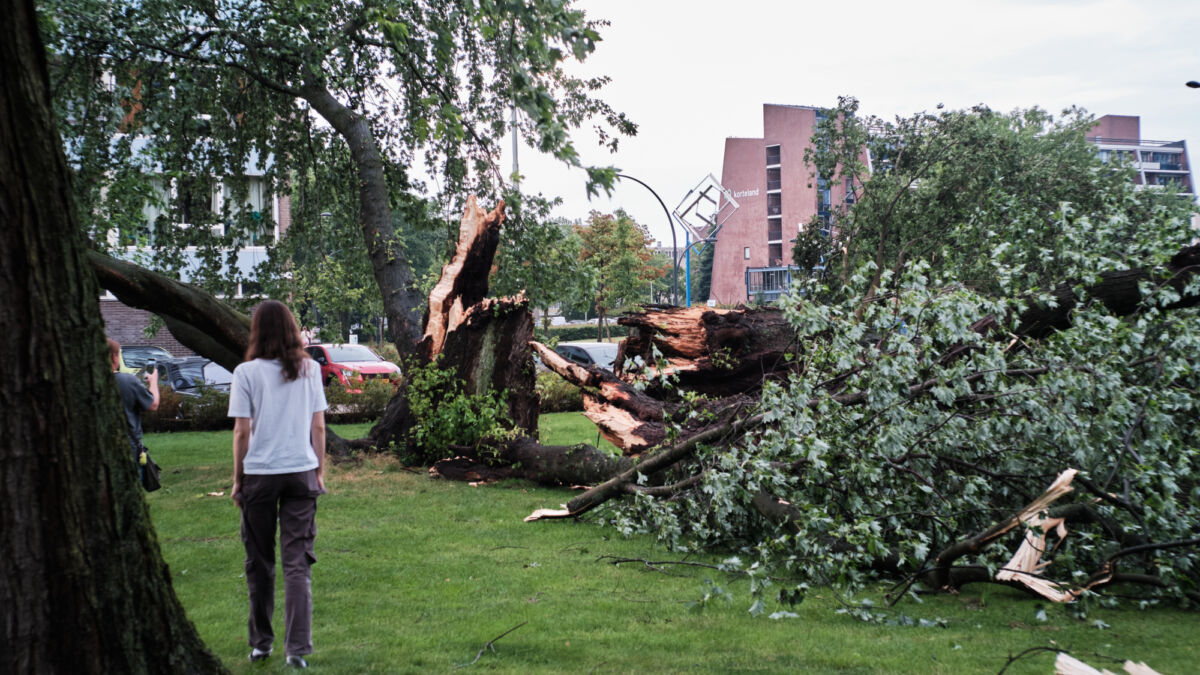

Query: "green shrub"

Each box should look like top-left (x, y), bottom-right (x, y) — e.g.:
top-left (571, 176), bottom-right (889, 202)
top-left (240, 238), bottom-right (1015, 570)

top-left (403, 359), bottom-right (517, 464)
top-left (324, 378), bottom-right (397, 423)
top-left (534, 323), bottom-right (629, 343)
top-left (536, 370), bottom-right (582, 412)
top-left (177, 387), bottom-right (232, 429)
top-left (143, 386), bottom-right (233, 432)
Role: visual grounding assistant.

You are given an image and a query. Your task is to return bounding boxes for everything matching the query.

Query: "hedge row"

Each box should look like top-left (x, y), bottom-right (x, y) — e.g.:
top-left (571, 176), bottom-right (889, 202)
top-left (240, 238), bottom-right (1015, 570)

top-left (534, 323), bottom-right (629, 343)
top-left (142, 380), bottom-right (396, 433)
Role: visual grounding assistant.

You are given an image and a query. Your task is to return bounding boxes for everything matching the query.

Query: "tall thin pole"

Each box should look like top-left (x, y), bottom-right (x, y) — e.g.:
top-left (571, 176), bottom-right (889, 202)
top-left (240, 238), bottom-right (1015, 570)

top-left (615, 173), bottom-right (679, 305)
top-left (511, 105), bottom-right (519, 185)
top-left (685, 231), bottom-right (692, 307)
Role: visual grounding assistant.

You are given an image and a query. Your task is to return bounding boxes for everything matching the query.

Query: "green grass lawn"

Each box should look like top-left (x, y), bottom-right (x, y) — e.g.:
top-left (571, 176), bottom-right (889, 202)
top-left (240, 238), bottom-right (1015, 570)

top-left (145, 414), bottom-right (1196, 673)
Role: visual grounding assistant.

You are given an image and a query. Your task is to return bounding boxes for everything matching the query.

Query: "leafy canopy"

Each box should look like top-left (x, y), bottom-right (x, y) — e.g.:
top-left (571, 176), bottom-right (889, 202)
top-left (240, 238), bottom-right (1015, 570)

top-left (41, 0), bottom-right (635, 318)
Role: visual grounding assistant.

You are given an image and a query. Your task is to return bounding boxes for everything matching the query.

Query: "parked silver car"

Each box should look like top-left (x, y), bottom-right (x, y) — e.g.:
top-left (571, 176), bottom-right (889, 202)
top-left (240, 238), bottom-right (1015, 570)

top-left (554, 341), bottom-right (619, 370)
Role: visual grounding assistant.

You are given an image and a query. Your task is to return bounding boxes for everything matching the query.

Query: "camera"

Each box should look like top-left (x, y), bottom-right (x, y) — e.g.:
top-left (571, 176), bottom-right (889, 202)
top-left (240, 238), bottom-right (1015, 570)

top-left (146, 358), bottom-right (157, 374)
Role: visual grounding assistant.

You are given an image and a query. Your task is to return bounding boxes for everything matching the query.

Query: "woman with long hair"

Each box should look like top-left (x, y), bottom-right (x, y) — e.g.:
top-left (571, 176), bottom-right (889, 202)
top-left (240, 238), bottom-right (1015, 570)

top-left (228, 300), bottom-right (328, 669)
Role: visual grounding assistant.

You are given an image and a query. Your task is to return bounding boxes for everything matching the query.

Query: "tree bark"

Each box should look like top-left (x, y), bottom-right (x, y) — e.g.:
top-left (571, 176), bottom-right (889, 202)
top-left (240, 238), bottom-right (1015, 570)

top-left (0, 3), bottom-right (224, 670)
top-left (617, 305), bottom-right (797, 396)
top-left (532, 342), bottom-right (665, 453)
top-left (417, 196), bottom-right (506, 360)
top-left (88, 250), bottom-right (250, 371)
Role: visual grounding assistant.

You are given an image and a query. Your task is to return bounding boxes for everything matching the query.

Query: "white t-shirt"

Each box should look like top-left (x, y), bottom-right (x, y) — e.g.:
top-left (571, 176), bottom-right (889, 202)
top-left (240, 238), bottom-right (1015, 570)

top-left (228, 358), bottom-right (329, 475)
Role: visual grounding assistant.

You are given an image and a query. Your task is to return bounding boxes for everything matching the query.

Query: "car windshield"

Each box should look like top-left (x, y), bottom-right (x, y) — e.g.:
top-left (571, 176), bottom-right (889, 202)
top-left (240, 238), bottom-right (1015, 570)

top-left (586, 344), bottom-right (619, 368)
top-left (122, 346), bottom-right (172, 368)
top-left (202, 362), bottom-right (233, 385)
top-left (172, 360), bottom-right (207, 387)
top-left (326, 345), bottom-right (382, 362)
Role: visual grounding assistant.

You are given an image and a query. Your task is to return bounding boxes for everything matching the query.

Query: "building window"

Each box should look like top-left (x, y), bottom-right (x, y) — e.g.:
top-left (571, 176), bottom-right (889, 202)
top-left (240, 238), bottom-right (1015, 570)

top-left (766, 145), bottom-right (780, 166)
top-left (768, 243), bottom-right (783, 266)
top-left (177, 175), bottom-right (216, 226)
top-left (767, 192), bottom-right (782, 216)
top-left (744, 247), bottom-right (750, 260)
top-left (767, 218), bottom-right (782, 242)
top-left (766, 167), bottom-right (781, 191)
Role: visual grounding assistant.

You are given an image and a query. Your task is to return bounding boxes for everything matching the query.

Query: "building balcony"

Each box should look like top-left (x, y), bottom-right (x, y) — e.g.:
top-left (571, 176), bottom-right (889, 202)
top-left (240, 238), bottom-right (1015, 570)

top-left (746, 265), bottom-right (809, 303)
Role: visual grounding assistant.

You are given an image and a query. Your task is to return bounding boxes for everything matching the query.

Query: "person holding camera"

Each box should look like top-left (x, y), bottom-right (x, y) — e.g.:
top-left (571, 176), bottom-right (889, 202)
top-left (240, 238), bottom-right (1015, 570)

top-left (108, 338), bottom-right (160, 464)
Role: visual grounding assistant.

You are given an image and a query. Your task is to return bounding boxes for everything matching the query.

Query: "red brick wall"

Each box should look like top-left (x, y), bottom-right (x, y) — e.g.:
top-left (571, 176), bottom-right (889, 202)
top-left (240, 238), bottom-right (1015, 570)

top-left (1087, 115), bottom-right (1140, 141)
top-left (99, 297), bottom-right (195, 356)
top-left (277, 194), bottom-right (292, 236)
top-left (711, 137), bottom-right (766, 304)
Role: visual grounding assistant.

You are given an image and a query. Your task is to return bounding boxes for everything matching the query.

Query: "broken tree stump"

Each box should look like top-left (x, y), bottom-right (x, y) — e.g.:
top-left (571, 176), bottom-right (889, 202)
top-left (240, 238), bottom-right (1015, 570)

top-left (369, 197), bottom-right (538, 452)
top-left (616, 306), bottom-right (799, 396)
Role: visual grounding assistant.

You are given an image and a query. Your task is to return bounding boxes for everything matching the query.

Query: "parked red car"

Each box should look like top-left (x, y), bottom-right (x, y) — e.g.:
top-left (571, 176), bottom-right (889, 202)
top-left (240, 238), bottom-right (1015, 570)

top-left (305, 343), bottom-right (400, 390)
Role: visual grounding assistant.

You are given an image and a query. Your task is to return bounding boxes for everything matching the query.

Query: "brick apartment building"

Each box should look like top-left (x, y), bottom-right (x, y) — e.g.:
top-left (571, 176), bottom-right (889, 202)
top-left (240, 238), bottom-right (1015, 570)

top-left (1087, 114), bottom-right (1194, 196)
top-left (709, 104), bottom-right (857, 305)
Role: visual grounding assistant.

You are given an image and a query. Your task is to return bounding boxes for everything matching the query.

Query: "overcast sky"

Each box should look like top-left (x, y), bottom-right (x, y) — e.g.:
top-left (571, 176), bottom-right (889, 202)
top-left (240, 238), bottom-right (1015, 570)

top-left (504, 0), bottom-right (1200, 247)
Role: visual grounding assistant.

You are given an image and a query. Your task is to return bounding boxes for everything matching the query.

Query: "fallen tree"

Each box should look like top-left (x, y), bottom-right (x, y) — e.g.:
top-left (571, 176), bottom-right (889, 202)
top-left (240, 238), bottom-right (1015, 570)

top-left (516, 240), bottom-right (1200, 606)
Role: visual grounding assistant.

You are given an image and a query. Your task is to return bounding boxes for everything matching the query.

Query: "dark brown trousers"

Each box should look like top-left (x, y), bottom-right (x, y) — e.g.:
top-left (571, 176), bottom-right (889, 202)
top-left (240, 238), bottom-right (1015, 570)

top-left (240, 469), bottom-right (322, 656)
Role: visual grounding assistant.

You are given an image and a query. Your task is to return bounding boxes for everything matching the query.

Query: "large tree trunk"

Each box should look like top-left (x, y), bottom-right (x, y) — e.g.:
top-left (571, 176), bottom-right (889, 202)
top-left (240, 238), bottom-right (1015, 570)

top-left (299, 83), bottom-right (426, 354)
top-left (616, 305), bottom-right (797, 396)
top-left (0, 3), bottom-right (224, 671)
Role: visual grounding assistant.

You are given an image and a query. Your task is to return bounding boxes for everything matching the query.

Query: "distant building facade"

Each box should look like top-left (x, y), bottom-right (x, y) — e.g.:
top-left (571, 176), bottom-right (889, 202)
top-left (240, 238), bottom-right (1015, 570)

top-left (1087, 114), bottom-right (1193, 197)
top-left (709, 104), bottom-right (856, 305)
top-left (708, 108), bottom-right (1194, 306)
top-left (96, 140), bottom-right (289, 355)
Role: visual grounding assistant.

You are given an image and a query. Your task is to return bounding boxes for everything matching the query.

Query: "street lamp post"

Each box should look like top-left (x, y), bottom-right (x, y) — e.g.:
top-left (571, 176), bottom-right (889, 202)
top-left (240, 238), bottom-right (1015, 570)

top-left (615, 173), bottom-right (680, 306)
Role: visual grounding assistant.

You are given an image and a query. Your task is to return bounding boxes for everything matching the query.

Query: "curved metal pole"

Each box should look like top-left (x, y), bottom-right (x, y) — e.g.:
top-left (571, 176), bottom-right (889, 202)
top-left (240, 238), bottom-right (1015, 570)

top-left (677, 236), bottom-right (715, 307)
top-left (616, 173), bottom-right (679, 305)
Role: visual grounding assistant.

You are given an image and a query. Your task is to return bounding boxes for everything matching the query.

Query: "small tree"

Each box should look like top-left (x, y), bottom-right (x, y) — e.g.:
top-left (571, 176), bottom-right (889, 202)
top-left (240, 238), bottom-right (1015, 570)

top-left (576, 210), bottom-right (663, 339)
top-left (491, 195), bottom-right (593, 331)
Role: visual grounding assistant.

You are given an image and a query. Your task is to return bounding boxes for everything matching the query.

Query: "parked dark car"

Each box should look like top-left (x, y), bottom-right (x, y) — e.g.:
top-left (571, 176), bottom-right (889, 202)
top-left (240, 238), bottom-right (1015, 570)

top-left (554, 341), bottom-right (619, 370)
top-left (305, 343), bottom-right (401, 390)
top-left (157, 357), bottom-right (234, 396)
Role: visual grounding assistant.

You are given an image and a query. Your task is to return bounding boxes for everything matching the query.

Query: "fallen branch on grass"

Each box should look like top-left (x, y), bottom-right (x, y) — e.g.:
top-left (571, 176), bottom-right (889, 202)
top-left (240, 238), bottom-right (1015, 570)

top-left (455, 621), bottom-right (528, 669)
top-left (524, 412), bottom-right (765, 522)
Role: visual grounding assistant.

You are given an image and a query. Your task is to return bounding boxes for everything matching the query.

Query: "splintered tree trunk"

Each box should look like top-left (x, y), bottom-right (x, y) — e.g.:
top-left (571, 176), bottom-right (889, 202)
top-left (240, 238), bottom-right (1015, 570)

top-left (369, 197), bottom-right (538, 452)
top-left (532, 342), bottom-right (665, 452)
top-left (0, 3), bottom-right (225, 671)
